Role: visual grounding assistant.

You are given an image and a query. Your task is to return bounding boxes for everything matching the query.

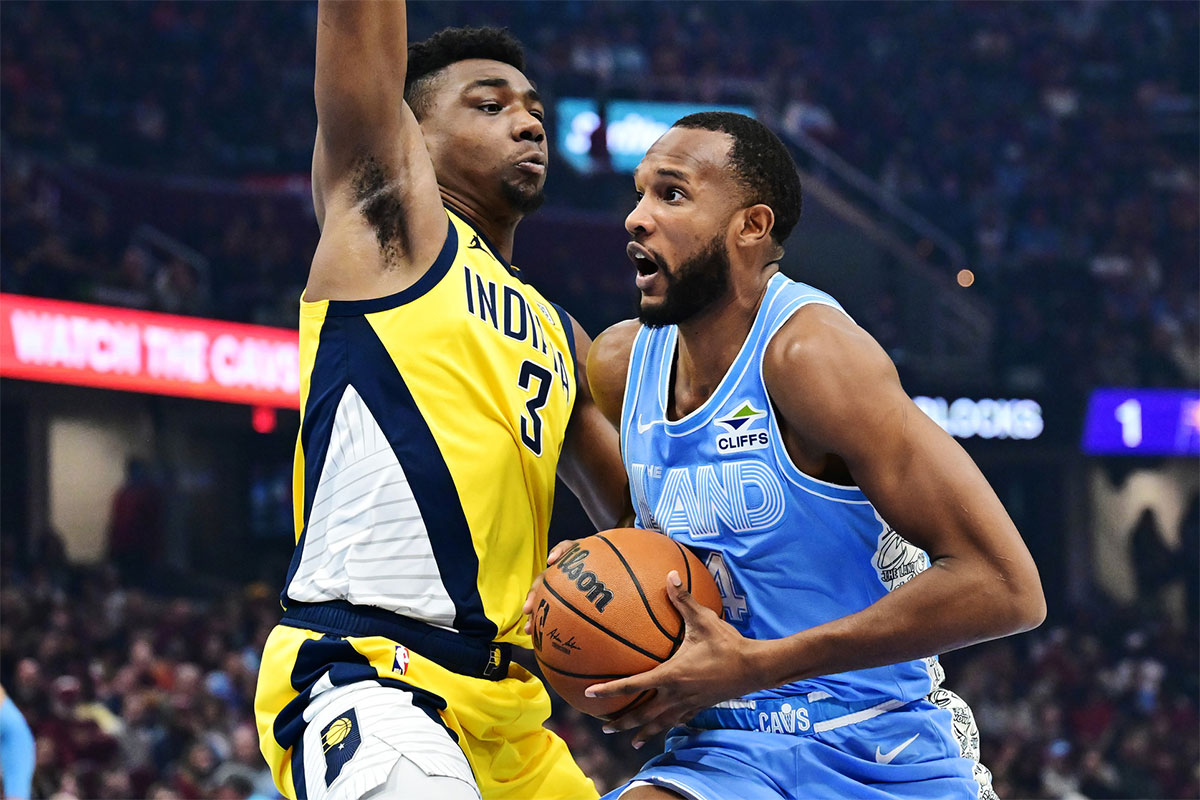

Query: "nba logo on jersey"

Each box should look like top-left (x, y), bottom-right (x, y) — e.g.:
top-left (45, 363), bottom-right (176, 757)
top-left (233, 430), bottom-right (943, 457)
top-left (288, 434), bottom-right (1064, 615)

top-left (393, 645), bottom-right (410, 675)
top-left (715, 401), bottom-right (770, 454)
top-left (320, 708), bottom-right (361, 785)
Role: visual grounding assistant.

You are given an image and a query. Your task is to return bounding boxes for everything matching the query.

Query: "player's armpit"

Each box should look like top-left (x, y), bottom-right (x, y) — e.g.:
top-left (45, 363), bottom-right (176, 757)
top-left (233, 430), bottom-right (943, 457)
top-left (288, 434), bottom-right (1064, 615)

top-left (559, 315), bottom-right (631, 530)
top-left (307, 0), bottom-right (448, 302)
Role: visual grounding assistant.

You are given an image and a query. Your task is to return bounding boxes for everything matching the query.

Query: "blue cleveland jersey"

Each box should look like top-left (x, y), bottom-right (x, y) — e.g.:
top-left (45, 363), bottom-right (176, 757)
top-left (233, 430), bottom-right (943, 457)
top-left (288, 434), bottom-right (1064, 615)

top-left (620, 272), bottom-right (943, 706)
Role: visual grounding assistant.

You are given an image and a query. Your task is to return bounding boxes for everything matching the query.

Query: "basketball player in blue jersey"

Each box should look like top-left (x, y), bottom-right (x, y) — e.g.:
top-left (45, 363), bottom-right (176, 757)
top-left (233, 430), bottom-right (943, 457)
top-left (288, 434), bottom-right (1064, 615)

top-left (568, 112), bottom-right (1046, 799)
top-left (254, 3), bottom-right (627, 800)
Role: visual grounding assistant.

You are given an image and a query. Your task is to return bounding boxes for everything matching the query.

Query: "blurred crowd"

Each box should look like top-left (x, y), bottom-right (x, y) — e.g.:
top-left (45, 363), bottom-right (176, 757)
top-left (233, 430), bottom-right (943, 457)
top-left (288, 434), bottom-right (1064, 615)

top-left (0, 4), bottom-right (1197, 797)
top-left (946, 604), bottom-right (1199, 800)
top-left (0, 537), bottom-right (651, 800)
top-left (1, 1), bottom-right (1196, 393)
top-left (1, 538), bottom-right (1196, 800)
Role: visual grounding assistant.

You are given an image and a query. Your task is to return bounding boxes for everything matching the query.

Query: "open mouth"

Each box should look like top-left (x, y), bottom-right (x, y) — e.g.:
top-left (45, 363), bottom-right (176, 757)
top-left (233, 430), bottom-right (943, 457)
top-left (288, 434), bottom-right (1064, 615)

top-left (627, 241), bottom-right (660, 276)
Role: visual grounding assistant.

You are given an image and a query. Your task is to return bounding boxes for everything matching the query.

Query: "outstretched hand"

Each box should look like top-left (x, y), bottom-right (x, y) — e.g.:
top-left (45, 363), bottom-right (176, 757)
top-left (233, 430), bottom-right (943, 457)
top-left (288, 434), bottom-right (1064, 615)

top-left (585, 570), bottom-right (764, 749)
top-left (522, 539), bottom-right (580, 634)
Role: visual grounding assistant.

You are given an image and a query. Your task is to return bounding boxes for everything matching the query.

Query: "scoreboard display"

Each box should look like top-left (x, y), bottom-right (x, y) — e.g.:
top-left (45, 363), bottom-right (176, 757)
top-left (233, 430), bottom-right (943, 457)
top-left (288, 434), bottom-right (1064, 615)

top-left (1082, 388), bottom-right (1200, 457)
top-left (556, 98), bottom-right (755, 174)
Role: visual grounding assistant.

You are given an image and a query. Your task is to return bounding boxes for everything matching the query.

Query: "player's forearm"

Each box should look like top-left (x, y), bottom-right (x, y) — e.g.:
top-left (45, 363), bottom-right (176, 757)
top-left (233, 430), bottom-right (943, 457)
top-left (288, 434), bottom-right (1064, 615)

top-left (558, 440), bottom-right (630, 530)
top-left (750, 555), bottom-right (1045, 690)
top-left (315, 0), bottom-right (407, 139)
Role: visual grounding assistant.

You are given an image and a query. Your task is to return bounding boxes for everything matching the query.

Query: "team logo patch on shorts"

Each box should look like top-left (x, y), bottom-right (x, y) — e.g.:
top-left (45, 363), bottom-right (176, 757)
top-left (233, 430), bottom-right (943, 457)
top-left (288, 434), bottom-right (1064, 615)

top-left (321, 708), bottom-right (362, 786)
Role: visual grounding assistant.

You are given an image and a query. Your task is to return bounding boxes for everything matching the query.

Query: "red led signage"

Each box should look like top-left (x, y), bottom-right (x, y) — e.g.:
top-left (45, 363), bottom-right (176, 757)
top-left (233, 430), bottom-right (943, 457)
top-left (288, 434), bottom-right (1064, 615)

top-left (0, 294), bottom-right (300, 409)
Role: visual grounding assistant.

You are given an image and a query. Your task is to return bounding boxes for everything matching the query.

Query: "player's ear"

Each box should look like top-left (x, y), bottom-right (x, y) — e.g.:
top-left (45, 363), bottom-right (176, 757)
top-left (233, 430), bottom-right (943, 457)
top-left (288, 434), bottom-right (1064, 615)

top-left (736, 204), bottom-right (775, 249)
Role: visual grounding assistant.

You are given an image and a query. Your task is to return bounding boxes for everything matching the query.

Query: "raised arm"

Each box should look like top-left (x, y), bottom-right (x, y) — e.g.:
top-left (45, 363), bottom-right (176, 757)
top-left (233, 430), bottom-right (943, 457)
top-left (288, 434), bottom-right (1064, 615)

top-left (315, 0), bottom-right (408, 169)
top-left (309, 0), bottom-right (446, 301)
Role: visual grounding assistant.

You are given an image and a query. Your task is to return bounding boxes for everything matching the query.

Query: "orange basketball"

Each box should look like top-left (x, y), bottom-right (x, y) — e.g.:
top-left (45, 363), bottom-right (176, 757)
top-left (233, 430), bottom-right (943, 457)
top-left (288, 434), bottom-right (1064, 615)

top-left (528, 528), bottom-right (723, 720)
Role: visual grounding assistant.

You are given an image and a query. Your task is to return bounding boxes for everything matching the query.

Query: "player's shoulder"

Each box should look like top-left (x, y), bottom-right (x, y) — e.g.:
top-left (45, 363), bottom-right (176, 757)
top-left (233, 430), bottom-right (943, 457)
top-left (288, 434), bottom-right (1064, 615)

top-left (594, 318), bottom-right (642, 354)
top-left (764, 303), bottom-right (894, 395)
top-left (591, 319), bottom-right (641, 370)
top-left (588, 319), bottom-right (641, 423)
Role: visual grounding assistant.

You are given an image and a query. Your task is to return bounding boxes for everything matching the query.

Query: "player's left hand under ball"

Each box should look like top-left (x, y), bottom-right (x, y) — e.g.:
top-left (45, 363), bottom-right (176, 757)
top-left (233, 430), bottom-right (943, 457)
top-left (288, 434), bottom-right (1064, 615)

top-left (584, 569), bottom-right (764, 748)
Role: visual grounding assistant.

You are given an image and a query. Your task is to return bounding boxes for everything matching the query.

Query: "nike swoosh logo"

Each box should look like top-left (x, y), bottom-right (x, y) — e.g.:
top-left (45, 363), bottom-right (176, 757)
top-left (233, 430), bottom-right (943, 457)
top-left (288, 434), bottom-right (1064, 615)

top-left (875, 733), bottom-right (920, 764)
top-left (636, 418), bottom-right (660, 434)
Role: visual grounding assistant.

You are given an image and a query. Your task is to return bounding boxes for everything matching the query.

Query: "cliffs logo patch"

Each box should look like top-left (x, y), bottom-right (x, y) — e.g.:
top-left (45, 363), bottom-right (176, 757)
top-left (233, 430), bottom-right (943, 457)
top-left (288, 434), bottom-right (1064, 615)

top-left (321, 709), bottom-right (362, 786)
top-left (715, 402), bottom-right (769, 454)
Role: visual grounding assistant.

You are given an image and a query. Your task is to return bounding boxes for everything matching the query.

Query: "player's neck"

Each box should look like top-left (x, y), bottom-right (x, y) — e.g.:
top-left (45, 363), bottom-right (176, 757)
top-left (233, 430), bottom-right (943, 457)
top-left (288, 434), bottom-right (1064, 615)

top-left (441, 192), bottom-right (520, 262)
top-left (671, 268), bottom-right (775, 418)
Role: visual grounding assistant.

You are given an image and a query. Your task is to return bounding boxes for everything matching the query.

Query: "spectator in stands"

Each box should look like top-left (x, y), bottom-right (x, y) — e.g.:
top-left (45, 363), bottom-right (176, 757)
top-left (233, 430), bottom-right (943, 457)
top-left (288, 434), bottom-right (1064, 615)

top-left (3, 1), bottom-right (1195, 403)
top-left (92, 243), bottom-right (155, 309)
top-left (209, 723), bottom-right (276, 800)
top-left (780, 77), bottom-right (838, 145)
top-left (106, 459), bottom-right (165, 590)
top-left (151, 256), bottom-right (209, 317)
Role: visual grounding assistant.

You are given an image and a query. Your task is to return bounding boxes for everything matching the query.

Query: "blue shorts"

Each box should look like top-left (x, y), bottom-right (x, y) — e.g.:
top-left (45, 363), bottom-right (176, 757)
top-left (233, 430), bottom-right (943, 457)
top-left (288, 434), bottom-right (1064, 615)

top-left (603, 696), bottom-right (991, 800)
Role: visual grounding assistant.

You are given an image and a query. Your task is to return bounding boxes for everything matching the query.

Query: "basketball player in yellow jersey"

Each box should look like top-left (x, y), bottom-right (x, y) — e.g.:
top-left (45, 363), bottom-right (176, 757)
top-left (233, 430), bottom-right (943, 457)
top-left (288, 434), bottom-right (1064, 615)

top-left (254, 4), bottom-right (628, 800)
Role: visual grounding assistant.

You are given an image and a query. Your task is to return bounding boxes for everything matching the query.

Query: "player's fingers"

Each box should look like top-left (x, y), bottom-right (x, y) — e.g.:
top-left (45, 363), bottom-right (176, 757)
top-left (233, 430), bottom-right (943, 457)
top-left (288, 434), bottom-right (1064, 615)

top-left (546, 539), bottom-right (578, 565)
top-left (629, 703), bottom-right (695, 748)
top-left (585, 671), bottom-right (651, 700)
top-left (521, 584), bottom-right (538, 615)
top-left (600, 696), bottom-right (664, 735)
top-left (665, 570), bottom-right (704, 624)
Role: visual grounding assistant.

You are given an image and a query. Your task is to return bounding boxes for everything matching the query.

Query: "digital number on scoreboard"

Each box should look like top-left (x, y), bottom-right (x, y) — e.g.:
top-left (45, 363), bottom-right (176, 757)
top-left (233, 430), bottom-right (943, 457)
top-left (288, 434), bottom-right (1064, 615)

top-left (1082, 388), bottom-right (1200, 457)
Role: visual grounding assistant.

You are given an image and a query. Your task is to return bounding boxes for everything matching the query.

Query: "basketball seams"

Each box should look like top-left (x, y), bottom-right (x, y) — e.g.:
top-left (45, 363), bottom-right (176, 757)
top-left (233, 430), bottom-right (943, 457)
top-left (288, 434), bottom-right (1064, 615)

top-left (538, 649), bottom-right (654, 721)
top-left (595, 533), bottom-right (678, 644)
top-left (675, 540), bottom-right (694, 595)
top-left (539, 577), bottom-right (668, 664)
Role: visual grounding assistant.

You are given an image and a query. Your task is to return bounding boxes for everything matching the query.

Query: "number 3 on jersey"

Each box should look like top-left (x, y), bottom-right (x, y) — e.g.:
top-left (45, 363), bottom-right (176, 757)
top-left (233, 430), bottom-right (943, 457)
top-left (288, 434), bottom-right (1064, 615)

top-left (705, 552), bottom-right (749, 622)
top-left (518, 360), bottom-right (552, 456)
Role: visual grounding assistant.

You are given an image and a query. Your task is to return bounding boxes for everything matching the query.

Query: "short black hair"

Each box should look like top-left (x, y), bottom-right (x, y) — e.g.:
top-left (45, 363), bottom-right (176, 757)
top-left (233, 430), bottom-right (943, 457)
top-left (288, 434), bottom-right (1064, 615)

top-left (405, 26), bottom-right (526, 120)
top-left (672, 112), bottom-right (803, 246)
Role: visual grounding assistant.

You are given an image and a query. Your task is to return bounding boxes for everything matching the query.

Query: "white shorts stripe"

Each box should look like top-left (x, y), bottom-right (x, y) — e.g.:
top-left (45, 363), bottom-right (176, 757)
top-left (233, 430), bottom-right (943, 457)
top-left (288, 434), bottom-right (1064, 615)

top-left (811, 698), bottom-right (907, 734)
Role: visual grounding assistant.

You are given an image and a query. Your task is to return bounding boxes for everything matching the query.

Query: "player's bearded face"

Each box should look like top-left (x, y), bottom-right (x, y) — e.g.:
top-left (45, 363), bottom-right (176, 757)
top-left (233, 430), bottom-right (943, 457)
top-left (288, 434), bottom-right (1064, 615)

top-left (501, 174), bottom-right (546, 214)
top-left (638, 231), bottom-right (730, 327)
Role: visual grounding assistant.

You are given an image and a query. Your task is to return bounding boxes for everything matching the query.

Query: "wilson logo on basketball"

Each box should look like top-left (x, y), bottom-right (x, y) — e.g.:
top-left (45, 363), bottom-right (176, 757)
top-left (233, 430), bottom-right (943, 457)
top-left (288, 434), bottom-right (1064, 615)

top-left (554, 544), bottom-right (615, 612)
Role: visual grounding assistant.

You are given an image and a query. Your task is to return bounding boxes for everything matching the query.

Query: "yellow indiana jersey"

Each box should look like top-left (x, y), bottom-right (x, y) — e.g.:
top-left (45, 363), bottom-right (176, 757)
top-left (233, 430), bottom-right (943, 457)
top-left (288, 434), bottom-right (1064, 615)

top-left (283, 208), bottom-right (577, 648)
